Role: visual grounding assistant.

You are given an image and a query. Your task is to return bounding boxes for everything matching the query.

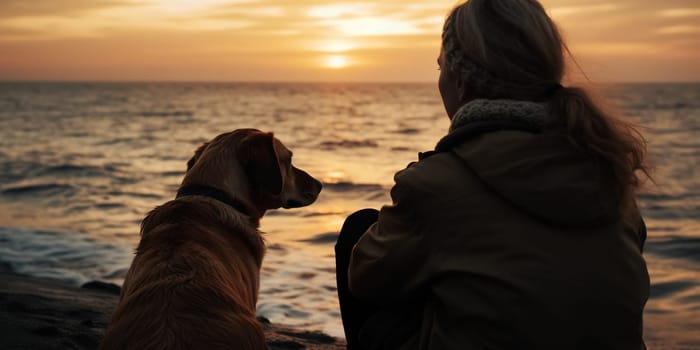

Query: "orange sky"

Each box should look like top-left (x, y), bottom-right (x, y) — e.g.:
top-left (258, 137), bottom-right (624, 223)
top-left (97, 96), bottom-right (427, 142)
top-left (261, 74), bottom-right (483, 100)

top-left (0, 0), bottom-right (698, 82)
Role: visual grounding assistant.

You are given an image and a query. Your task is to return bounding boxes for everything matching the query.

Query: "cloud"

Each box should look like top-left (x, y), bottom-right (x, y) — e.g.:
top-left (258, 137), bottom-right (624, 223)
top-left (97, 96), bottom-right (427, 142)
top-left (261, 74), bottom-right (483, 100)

top-left (212, 6), bottom-right (286, 17)
top-left (317, 17), bottom-right (425, 37)
top-left (657, 25), bottom-right (700, 35)
top-left (0, 16), bottom-right (109, 40)
top-left (0, 0), bottom-right (448, 41)
top-left (660, 8), bottom-right (700, 18)
top-left (306, 3), bottom-right (375, 19)
top-left (549, 3), bottom-right (622, 17)
top-left (573, 41), bottom-right (659, 56)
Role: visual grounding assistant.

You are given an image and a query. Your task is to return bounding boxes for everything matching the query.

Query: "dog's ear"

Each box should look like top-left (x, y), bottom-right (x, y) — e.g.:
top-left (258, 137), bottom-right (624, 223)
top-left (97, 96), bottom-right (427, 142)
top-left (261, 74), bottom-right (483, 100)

top-left (239, 132), bottom-right (284, 195)
top-left (187, 142), bottom-right (210, 171)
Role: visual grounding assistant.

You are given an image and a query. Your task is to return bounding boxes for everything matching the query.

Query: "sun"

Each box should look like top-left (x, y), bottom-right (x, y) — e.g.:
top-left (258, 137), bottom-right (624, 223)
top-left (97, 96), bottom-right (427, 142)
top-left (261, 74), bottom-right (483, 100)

top-left (324, 55), bottom-right (349, 69)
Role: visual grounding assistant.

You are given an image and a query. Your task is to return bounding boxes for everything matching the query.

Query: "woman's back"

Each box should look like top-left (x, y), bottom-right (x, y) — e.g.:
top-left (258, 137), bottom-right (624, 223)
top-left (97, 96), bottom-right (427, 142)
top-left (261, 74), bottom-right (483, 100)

top-left (349, 125), bottom-right (648, 349)
top-left (386, 129), bottom-right (649, 349)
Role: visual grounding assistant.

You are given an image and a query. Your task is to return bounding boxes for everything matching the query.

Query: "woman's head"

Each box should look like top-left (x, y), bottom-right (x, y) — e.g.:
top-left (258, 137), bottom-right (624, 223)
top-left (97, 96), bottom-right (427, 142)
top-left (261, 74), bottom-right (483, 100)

top-left (439, 0), bottom-right (651, 212)
top-left (439, 0), bottom-right (564, 114)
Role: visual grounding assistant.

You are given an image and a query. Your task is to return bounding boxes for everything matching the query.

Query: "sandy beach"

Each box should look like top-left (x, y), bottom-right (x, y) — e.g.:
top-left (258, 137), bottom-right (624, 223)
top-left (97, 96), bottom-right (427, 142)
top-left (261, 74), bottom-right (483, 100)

top-left (0, 270), bottom-right (345, 350)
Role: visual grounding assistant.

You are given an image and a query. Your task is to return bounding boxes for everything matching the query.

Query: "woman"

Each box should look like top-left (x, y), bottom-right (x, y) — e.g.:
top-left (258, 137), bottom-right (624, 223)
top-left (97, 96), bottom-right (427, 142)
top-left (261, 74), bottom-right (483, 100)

top-left (335, 0), bottom-right (650, 349)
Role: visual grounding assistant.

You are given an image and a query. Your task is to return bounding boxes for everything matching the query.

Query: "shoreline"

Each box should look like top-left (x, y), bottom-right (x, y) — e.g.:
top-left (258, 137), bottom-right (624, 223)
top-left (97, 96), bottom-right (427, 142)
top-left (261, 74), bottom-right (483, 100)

top-left (2, 267), bottom-right (700, 349)
top-left (0, 271), bottom-right (345, 350)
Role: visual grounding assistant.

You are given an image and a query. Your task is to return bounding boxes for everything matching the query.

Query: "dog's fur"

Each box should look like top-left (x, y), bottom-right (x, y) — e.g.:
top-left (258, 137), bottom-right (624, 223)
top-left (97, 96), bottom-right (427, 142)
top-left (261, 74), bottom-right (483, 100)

top-left (101, 129), bottom-right (322, 350)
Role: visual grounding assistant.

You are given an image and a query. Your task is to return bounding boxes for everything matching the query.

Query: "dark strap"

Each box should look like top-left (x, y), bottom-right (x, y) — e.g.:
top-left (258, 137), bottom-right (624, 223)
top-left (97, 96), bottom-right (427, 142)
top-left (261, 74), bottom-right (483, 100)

top-left (176, 185), bottom-right (251, 216)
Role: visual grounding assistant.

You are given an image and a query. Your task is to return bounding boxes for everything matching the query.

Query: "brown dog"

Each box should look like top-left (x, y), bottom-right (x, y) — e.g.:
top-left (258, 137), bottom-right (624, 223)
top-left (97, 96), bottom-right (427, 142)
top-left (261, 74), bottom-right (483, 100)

top-left (101, 129), bottom-right (322, 350)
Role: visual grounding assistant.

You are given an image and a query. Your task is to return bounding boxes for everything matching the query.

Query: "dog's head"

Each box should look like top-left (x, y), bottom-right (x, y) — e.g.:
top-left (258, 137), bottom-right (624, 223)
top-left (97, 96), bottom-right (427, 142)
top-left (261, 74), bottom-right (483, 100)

top-left (185, 129), bottom-right (322, 214)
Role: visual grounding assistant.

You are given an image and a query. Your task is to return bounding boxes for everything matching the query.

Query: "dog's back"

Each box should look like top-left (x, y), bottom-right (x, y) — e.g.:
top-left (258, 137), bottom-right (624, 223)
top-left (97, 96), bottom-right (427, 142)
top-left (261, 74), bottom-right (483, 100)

top-left (101, 198), bottom-right (266, 350)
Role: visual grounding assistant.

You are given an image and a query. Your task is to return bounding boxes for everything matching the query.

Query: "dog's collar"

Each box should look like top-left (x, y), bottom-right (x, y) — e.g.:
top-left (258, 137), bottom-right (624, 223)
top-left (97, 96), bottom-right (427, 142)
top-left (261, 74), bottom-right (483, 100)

top-left (176, 185), bottom-right (252, 217)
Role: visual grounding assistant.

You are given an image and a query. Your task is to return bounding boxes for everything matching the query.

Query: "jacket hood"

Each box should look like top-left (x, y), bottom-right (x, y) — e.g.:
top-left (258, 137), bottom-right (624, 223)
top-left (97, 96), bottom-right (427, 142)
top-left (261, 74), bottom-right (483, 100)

top-left (437, 123), bottom-right (620, 228)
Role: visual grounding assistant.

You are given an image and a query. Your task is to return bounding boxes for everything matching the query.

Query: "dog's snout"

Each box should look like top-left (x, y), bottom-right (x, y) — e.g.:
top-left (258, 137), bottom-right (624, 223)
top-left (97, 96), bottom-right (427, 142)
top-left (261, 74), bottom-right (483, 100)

top-left (305, 178), bottom-right (323, 200)
top-left (311, 179), bottom-right (323, 193)
top-left (282, 177), bottom-right (322, 209)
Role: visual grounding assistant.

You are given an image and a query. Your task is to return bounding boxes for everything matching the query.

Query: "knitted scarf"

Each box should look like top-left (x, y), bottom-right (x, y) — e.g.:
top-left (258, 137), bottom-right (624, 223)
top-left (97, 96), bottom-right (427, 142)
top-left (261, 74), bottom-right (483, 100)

top-left (427, 99), bottom-right (551, 154)
top-left (449, 99), bottom-right (550, 132)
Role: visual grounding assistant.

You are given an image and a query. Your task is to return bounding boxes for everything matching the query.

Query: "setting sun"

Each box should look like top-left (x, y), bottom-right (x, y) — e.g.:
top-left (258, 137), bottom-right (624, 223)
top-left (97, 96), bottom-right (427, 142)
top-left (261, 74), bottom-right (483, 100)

top-left (324, 55), bottom-right (349, 69)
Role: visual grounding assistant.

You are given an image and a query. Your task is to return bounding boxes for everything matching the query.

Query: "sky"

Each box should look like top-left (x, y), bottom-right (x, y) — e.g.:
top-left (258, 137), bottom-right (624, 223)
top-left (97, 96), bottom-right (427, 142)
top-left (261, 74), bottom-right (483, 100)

top-left (0, 0), bottom-right (698, 83)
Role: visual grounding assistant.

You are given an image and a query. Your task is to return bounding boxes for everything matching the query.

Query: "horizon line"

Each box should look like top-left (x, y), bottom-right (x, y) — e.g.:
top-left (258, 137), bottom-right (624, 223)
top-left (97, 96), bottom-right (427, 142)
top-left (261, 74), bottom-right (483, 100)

top-left (1, 79), bottom-right (699, 85)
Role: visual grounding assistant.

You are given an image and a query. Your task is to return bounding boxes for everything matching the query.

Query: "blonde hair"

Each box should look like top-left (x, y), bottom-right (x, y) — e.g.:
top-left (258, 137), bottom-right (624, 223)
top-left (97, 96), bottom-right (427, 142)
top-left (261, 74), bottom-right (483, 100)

top-left (443, 0), bottom-right (650, 205)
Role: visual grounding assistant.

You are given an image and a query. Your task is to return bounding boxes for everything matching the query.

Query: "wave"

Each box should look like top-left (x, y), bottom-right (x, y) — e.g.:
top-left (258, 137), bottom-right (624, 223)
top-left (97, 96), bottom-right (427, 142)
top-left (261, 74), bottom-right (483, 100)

top-left (94, 203), bottom-right (126, 210)
top-left (645, 236), bottom-right (700, 264)
top-left (297, 232), bottom-right (338, 245)
top-left (93, 137), bottom-right (137, 146)
top-left (37, 164), bottom-right (112, 178)
top-left (303, 210), bottom-right (346, 217)
top-left (0, 160), bottom-right (117, 182)
top-left (392, 127), bottom-right (422, 135)
top-left (638, 193), bottom-right (698, 202)
top-left (0, 161), bottom-right (35, 184)
top-left (650, 281), bottom-right (698, 299)
top-left (319, 139), bottom-right (378, 150)
top-left (160, 170), bottom-right (185, 177)
top-left (642, 204), bottom-right (700, 220)
top-left (140, 110), bottom-right (194, 117)
top-left (0, 227), bottom-right (133, 286)
top-left (1, 183), bottom-right (77, 198)
top-left (323, 181), bottom-right (385, 193)
top-left (106, 191), bottom-right (163, 200)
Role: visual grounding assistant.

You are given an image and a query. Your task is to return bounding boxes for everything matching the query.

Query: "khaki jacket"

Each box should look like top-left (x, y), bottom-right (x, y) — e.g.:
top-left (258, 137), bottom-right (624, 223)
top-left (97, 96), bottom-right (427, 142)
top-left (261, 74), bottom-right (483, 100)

top-left (349, 125), bottom-right (649, 350)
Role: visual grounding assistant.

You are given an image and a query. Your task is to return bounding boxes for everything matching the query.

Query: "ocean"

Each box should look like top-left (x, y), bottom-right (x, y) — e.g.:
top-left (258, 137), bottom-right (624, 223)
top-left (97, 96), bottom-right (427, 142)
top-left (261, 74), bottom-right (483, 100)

top-left (0, 82), bottom-right (698, 345)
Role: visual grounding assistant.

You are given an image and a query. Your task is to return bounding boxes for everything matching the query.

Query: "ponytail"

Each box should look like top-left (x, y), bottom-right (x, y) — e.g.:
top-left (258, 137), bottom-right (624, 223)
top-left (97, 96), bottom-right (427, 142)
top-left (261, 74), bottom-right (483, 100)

top-left (550, 86), bottom-right (651, 206)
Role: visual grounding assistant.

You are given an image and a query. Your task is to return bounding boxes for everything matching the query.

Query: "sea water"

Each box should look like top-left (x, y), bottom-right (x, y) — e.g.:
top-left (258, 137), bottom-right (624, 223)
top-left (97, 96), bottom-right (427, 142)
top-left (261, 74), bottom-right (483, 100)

top-left (0, 82), bottom-right (698, 345)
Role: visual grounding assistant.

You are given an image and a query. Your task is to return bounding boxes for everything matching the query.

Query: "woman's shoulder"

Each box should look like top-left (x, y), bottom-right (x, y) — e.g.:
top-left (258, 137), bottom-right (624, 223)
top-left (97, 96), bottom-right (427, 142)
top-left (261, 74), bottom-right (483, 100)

top-left (391, 148), bottom-right (481, 200)
top-left (392, 129), bottom-right (548, 190)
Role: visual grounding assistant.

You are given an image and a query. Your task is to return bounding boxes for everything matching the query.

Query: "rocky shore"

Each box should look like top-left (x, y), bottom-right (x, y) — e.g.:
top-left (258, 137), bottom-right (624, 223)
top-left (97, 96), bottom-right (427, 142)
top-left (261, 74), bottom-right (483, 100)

top-left (2, 269), bottom-right (699, 350)
top-left (0, 272), bottom-right (345, 350)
